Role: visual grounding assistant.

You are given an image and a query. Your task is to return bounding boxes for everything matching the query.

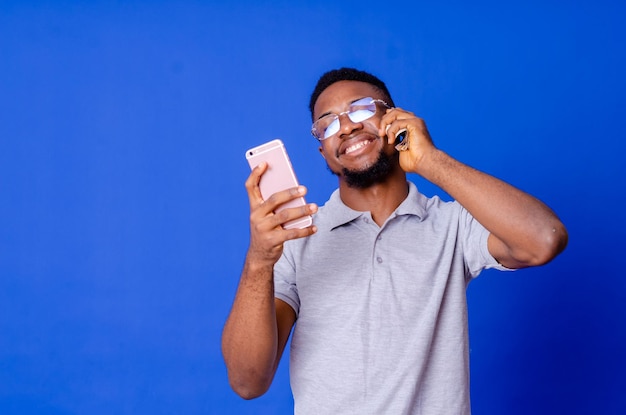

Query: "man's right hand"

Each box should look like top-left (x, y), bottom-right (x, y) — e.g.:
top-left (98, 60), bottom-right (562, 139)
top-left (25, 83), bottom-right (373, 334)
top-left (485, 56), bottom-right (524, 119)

top-left (245, 161), bottom-right (318, 267)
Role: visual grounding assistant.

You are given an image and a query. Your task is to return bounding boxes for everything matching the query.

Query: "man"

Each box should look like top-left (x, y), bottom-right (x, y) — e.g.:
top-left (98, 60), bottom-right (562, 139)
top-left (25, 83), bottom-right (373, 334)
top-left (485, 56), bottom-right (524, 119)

top-left (222, 68), bottom-right (567, 414)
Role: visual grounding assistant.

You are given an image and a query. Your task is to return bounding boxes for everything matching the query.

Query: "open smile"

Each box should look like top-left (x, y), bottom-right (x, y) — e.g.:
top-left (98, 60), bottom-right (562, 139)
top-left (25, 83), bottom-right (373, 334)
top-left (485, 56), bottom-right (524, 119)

top-left (338, 135), bottom-right (378, 157)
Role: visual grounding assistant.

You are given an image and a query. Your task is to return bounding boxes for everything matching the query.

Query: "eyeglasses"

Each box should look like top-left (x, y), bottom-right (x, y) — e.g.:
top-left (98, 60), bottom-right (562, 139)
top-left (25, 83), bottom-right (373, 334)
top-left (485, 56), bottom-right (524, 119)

top-left (311, 97), bottom-right (391, 141)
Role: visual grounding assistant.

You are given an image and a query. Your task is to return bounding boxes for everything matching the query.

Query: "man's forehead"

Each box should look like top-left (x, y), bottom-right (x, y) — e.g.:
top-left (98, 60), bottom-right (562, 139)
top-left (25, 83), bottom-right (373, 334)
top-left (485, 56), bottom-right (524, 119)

top-left (313, 81), bottom-right (383, 117)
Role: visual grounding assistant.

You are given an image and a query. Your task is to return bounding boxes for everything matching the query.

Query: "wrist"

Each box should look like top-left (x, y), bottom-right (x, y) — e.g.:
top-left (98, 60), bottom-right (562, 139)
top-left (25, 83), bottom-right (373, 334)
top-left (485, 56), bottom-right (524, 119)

top-left (244, 251), bottom-right (278, 275)
top-left (414, 147), bottom-right (445, 178)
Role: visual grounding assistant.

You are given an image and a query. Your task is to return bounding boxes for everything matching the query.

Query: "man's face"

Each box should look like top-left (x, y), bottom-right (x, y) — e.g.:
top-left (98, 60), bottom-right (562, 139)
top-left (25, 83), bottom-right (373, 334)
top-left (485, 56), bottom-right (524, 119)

top-left (313, 80), bottom-right (397, 187)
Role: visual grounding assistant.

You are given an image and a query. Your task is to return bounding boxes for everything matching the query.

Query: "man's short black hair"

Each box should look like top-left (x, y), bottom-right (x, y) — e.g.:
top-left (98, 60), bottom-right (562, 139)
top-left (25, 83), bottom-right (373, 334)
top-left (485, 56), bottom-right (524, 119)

top-left (309, 67), bottom-right (394, 119)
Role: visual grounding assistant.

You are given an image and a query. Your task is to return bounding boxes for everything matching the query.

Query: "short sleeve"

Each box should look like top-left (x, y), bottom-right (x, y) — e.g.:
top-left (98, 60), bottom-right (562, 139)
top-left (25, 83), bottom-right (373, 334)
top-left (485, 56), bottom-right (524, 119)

top-left (458, 204), bottom-right (515, 278)
top-left (273, 246), bottom-right (301, 316)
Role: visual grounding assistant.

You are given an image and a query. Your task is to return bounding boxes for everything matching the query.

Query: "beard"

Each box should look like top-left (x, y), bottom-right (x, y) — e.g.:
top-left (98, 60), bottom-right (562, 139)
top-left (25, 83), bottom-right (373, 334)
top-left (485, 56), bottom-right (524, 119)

top-left (329, 149), bottom-right (396, 189)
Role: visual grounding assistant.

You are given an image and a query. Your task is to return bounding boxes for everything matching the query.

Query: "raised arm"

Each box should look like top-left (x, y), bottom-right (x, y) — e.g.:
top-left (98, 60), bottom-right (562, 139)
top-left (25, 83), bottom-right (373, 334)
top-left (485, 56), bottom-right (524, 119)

top-left (382, 111), bottom-right (568, 269)
top-left (221, 162), bottom-right (317, 399)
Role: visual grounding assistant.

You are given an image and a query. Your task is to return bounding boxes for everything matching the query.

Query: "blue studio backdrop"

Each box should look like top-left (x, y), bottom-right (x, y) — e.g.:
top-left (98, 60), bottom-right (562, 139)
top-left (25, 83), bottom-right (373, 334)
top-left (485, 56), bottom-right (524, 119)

top-left (1, 1), bottom-right (625, 414)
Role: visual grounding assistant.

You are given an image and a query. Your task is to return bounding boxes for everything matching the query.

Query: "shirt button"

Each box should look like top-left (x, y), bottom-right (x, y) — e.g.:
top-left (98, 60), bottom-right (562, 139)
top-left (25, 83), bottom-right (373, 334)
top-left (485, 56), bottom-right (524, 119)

top-left (363, 217), bottom-right (369, 224)
top-left (376, 257), bottom-right (383, 264)
top-left (377, 235), bottom-right (382, 241)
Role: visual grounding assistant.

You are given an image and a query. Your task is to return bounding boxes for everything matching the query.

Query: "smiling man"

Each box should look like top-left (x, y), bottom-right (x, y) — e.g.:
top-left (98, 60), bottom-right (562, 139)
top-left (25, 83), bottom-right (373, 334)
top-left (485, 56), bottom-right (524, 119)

top-left (222, 67), bottom-right (568, 414)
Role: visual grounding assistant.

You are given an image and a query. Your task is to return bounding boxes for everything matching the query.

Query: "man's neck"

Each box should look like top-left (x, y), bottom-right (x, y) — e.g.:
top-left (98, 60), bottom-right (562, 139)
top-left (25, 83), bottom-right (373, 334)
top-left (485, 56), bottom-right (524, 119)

top-left (338, 170), bottom-right (409, 227)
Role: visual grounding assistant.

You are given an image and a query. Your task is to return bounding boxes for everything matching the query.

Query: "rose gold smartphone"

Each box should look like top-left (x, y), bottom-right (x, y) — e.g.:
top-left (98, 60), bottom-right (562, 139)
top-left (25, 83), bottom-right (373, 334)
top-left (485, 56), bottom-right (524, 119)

top-left (245, 139), bottom-right (313, 230)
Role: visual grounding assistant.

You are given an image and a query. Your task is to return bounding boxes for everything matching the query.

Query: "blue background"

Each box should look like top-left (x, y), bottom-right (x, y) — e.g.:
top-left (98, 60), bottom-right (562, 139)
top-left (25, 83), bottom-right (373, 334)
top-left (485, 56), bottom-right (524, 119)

top-left (1, 1), bottom-right (625, 414)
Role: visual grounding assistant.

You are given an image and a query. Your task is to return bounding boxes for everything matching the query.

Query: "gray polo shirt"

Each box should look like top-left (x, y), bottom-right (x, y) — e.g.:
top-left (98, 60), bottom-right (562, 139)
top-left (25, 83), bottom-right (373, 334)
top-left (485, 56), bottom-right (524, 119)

top-left (274, 181), bottom-right (509, 415)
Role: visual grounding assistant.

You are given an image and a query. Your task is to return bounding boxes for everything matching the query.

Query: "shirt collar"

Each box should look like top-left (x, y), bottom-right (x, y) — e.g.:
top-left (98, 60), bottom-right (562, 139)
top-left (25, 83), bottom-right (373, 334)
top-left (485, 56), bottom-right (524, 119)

top-left (326, 181), bottom-right (427, 230)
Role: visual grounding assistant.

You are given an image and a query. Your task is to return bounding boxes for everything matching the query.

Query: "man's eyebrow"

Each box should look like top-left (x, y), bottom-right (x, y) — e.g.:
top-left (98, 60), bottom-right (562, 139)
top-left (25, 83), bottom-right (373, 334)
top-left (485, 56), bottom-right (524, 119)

top-left (315, 97), bottom-right (369, 121)
top-left (316, 110), bottom-right (333, 121)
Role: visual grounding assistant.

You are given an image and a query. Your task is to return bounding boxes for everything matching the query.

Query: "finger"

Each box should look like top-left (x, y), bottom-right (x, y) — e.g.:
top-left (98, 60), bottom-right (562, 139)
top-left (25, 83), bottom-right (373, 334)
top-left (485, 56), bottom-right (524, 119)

top-left (250, 186), bottom-right (312, 234)
top-left (262, 185), bottom-right (308, 213)
top-left (245, 162), bottom-right (268, 208)
top-left (249, 205), bottom-right (317, 252)
top-left (383, 120), bottom-right (408, 147)
top-left (280, 224), bottom-right (318, 242)
top-left (379, 108), bottom-right (409, 142)
top-left (380, 108), bottom-right (399, 139)
top-left (272, 202), bottom-right (318, 229)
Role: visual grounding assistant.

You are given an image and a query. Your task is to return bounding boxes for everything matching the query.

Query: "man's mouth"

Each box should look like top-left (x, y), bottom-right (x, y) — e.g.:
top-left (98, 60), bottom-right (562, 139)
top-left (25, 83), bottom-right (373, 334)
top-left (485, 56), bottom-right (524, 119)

top-left (345, 140), bottom-right (371, 154)
top-left (339, 136), bottom-right (377, 156)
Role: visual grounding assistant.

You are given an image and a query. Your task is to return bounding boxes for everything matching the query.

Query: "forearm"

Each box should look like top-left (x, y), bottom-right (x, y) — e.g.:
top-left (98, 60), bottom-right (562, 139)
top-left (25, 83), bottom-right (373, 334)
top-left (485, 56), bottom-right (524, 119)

top-left (221, 258), bottom-right (279, 398)
top-left (418, 149), bottom-right (567, 267)
top-left (223, 161), bottom-right (313, 398)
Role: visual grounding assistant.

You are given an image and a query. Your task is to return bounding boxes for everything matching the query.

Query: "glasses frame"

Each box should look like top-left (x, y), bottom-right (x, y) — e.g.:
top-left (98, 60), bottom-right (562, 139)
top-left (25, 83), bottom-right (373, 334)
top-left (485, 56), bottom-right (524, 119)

top-left (311, 97), bottom-right (392, 141)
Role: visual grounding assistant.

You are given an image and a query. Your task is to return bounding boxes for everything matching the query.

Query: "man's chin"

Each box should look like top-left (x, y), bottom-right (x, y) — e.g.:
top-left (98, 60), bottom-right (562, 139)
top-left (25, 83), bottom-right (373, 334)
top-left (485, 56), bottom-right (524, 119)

top-left (337, 150), bottom-right (395, 189)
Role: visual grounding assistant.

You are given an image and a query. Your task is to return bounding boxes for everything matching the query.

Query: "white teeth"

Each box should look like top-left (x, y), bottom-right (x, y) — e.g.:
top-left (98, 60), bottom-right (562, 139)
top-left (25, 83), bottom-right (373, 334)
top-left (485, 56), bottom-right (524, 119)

top-left (345, 141), bottom-right (369, 154)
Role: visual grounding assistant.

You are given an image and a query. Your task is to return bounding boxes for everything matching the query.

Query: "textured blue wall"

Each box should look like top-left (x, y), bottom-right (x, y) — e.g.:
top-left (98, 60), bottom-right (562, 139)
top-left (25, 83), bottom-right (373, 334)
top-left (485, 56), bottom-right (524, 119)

top-left (1, 1), bottom-right (624, 414)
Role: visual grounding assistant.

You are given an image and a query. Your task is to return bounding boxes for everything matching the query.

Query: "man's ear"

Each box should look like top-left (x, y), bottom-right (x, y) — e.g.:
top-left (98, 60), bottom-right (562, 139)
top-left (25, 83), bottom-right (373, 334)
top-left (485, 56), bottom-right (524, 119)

top-left (318, 146), bottom-right (326, 160)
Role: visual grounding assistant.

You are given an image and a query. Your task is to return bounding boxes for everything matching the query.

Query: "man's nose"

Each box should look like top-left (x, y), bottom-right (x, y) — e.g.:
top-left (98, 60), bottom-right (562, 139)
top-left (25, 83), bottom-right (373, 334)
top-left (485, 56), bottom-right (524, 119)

top-left (337, 113), bottom-right (362, 137)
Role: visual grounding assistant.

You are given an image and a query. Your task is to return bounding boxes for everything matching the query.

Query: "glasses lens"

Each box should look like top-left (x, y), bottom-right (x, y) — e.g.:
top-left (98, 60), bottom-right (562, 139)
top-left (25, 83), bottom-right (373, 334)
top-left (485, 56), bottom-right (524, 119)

top-left (312, 116), bottom-right (335, 140)
top-left (312, 97), bottom-right (379, 140)
top-left (347, 108), bottom-right (376, 123)
top-left (323, 118), bottom-right (340, 139)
